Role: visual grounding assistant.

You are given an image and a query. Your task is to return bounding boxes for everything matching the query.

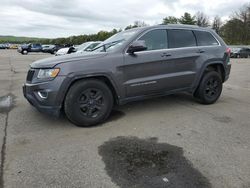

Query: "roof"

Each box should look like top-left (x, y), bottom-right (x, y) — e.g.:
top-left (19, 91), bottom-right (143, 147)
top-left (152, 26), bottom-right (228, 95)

top-left (126, 24), bottom-right (212, 32)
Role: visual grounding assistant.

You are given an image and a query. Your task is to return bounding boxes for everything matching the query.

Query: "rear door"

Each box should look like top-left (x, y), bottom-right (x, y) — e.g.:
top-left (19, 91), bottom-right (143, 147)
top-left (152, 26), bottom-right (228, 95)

top-left (163, 29), bottom-right (200, 89)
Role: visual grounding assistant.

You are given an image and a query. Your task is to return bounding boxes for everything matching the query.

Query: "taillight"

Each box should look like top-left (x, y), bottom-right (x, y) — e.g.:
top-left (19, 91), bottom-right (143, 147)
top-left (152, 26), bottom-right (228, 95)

top-left (225, 47), bottom-right (231, 64)
top-left (226, 47), bottom-right (231, 55)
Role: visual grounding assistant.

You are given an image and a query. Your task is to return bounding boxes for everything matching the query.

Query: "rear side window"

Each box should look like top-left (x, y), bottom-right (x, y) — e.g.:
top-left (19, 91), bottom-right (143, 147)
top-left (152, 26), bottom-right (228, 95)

top-left (194, 31), bottom-right (219, 46)
top-left (139, 29), bottom-right (168, 51)
top-left (168, 29), bottom-right (196, 48)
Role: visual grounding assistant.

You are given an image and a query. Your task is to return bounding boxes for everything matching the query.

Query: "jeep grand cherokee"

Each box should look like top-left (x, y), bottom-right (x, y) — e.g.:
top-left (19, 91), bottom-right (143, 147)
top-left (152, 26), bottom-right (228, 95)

top-left (23, 25), bottom-right (231, 127)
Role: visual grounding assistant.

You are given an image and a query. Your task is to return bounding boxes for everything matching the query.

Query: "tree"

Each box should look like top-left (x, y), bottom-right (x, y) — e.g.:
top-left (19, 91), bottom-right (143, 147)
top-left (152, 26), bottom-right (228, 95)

top-left (220, 3), bottom-right (250, 44)
top-left (220, 18), bottom-right (244, 44)
top-left (179, 12), bottom-right (196, 25)
top-left (212, 16), bottom-right (222, 34)
top-left (196, 12), bottom-right (210, 27)
top-left (163, 16), bottom-right (178, 24)
top-left (235, 4), bottom-right (250, 43)
top-left (125, 21), bottom-right (148, 30)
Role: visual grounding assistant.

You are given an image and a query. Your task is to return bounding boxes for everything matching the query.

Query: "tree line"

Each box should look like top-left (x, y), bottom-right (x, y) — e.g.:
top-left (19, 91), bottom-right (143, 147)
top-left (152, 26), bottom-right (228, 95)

top-left (162, 4), bottom-right (250, 45)
top-left (1, 4), bottom-right (249, 45)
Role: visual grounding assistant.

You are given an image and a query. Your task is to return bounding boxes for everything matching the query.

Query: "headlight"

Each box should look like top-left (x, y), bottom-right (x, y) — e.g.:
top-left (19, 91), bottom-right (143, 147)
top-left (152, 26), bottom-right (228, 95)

top-left (37, 68), bottom-right (60, 79)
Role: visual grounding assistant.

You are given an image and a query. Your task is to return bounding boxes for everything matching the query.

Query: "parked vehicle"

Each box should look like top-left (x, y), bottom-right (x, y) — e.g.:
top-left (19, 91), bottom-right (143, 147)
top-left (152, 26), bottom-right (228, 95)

top-left (55, 41), bottom-right (101, 56)
top-left (75, 41), bottom-right (101, 53)
top-left (18, 43), bottom-right (43, 54)
top-left (0, 43), bottom-right (9, 49)
top-left (55, 46), bottom-right (76, 56)
top-left (23, 25), bottom-right (231, 127)
top-left (230, 47), bottom-right (250, 58)
top-left (9, 44), bottom-right (19, 49)
top-left (0, 44), bottom-right (6, 49)
top-left (42, 44), bottom-right (63, 54)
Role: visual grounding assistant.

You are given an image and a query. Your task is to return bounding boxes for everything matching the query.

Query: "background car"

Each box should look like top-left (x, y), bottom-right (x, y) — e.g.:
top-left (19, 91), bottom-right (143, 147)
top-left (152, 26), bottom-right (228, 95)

top-left (75, 41), bottom-right (101, 53)
top-left (230, 47), bottom-right (250, 58)
top-left (17, 43), bottom-right (43, 55)
top-left (0, 43), bottom-right (9, 49)
top-left (0, 44), bottom-right (6, 49)
top-left (55, 41), bottom-right (101, 56)
top-left (9, 44), bottom-right (19, 49)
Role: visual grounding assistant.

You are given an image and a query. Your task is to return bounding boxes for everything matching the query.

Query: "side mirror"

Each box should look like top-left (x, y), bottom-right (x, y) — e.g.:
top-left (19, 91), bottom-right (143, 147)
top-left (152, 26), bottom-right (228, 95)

top-left (127, 40), bottom-right (147, 54)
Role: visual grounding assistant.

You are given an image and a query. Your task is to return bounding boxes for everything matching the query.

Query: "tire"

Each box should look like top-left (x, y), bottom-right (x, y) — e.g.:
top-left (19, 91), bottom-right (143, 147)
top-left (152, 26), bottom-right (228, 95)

top-left (194, 71), bottom-right (222, 104)
top-left (64, 79), bottom-right (114, 127)
top-left (22, 50), bottom-right (28, 55)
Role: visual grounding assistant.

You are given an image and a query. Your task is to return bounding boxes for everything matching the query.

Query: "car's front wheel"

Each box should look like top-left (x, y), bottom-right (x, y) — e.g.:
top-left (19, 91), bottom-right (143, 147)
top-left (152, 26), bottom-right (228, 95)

top-left (22, 50), bottom-right (28, 55)
top-left (64, 79), bottom-right (114, 127)
top-left (195, 71), bottom-right (222, 104)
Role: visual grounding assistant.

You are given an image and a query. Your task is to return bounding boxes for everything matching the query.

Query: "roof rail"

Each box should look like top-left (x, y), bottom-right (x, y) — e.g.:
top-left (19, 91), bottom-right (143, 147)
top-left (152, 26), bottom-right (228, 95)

top-left (166, 24), bottom-right (200, 28)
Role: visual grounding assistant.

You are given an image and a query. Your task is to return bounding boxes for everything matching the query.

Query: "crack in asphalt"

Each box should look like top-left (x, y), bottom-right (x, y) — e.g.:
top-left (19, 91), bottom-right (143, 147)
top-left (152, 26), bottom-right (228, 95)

top-left (0, 57), bottom-right (14, 188)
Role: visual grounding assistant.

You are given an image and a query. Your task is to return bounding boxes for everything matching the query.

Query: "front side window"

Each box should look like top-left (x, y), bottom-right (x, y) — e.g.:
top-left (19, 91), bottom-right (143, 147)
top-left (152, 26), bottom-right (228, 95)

top-left (194, 31), bottom-right (219, 46)
top-left (168, 29), bottom-right (196, 48)
top-left (138, 29), bottom-right (168, 51)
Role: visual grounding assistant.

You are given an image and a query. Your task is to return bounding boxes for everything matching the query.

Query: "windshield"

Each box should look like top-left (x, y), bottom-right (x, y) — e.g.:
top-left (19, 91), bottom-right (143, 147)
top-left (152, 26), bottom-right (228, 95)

top-left (92, 30), bottom-right (138, 52)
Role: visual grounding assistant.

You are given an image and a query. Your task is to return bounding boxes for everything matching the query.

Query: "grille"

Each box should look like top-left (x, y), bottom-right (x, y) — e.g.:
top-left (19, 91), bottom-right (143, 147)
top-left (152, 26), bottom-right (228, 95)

top-left (26, 69), bottom-right (35, 82)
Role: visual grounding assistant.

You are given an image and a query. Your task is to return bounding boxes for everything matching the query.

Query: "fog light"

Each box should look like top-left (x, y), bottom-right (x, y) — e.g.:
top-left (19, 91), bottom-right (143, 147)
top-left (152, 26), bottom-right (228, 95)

top-left (37, 91), bottom-right (48, 99)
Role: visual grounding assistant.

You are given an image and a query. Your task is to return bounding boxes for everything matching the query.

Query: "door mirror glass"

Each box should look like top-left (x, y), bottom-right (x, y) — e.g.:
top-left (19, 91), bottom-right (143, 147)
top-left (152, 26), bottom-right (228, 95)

top-left (127, 40), bottom-right (147, 54)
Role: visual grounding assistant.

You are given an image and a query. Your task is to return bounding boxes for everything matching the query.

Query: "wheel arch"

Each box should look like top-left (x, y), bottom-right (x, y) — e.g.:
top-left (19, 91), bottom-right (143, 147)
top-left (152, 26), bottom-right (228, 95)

top-left (193, 61), bottom-right (226, 94)
top-left (60, 74), bottom-right (121, 108)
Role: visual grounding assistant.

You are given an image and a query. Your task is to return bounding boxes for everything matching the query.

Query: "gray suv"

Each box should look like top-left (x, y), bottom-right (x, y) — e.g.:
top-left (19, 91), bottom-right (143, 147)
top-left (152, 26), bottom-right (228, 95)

top-left (23, 25), bottom-right (231, 127)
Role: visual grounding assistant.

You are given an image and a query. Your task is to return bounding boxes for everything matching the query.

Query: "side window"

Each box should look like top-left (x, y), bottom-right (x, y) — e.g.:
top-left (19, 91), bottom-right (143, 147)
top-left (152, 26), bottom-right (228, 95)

top-left (194, 31), bottom-right (219, 46)
top-left (138, 29), bottom-right (168, 51)
top-left (168, 29), bottom-right (196, 48)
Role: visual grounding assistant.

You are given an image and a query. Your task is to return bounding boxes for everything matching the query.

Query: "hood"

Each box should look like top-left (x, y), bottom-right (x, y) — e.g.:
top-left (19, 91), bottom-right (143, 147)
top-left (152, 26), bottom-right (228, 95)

top-left (31, 52), bottom-right (107, 68)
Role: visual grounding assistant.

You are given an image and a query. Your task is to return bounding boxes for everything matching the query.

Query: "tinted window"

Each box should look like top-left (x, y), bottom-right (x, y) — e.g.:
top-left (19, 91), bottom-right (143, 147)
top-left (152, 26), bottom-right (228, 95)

top-left (194, 31), bottom-right (219, 46)
top-left (139, 29), bottom-right (168, 51)
top-left (168, 29), bottom-right (196, 48)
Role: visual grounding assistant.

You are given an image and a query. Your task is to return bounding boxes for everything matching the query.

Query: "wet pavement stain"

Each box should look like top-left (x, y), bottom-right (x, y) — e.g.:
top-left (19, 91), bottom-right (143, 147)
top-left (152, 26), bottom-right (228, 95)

top-left (213, 116), bottom-right (232, 123)
top-left (0, 94), bottom-right (15, 113)
top-left (99, 137), bottom-right (211, 188)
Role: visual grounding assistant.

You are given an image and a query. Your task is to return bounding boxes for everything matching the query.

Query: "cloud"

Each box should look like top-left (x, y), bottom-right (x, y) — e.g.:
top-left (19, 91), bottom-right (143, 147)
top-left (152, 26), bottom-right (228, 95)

top-left (0, 0), bottom-right (249, 38)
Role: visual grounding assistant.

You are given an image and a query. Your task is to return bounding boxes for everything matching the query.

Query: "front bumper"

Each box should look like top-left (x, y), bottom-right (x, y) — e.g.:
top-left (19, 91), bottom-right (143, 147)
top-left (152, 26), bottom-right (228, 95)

top-left (23, 76), bottom-right (66, 117)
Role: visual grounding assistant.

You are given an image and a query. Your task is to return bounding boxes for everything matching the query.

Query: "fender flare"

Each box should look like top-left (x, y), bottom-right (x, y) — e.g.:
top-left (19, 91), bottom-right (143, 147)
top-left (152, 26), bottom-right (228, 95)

top-left (192, 60), bottom-right (226, 93)
top-left (56, 72), bottom-right (121, 106)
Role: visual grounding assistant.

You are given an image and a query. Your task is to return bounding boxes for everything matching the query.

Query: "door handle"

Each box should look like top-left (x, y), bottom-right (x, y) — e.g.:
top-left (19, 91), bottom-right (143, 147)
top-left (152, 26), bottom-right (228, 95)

top-left (161, 53), bottom-right (171, 57)
top-left (197, 49), bottom-right (205, 53)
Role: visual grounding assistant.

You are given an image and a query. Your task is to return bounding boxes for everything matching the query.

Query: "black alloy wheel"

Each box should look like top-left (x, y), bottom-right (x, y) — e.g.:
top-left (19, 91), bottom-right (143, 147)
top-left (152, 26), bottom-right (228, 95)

top-left (195, 71), bottom-right (222, 104)
top-left (64, 79), bottom-right (113, 127)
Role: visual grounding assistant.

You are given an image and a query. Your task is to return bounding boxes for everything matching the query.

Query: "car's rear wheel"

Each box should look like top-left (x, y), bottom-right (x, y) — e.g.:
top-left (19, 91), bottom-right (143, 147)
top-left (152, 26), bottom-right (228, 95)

top-left (194, 71), bottom-right (222, 104)
top-left (64, 79), bottom-right (113, 127)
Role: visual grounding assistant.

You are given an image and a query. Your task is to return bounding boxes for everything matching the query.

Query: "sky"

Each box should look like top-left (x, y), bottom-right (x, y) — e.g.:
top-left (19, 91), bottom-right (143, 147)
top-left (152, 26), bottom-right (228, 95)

top-left (0, 0), bottom-right (249, 38)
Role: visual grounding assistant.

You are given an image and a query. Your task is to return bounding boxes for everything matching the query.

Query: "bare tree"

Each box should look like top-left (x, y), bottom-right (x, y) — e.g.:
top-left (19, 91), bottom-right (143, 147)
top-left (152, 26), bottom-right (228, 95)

top-left (212, 16), bottom-right (222, 34)
top-left (235, 4), bottom-right (250, 43)
top-left (196, 12), bottom-right (210, 27)
top-left (125, 21), bottom-right (148, 30)
top-left (133, 21), bottom-right (148, 27)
